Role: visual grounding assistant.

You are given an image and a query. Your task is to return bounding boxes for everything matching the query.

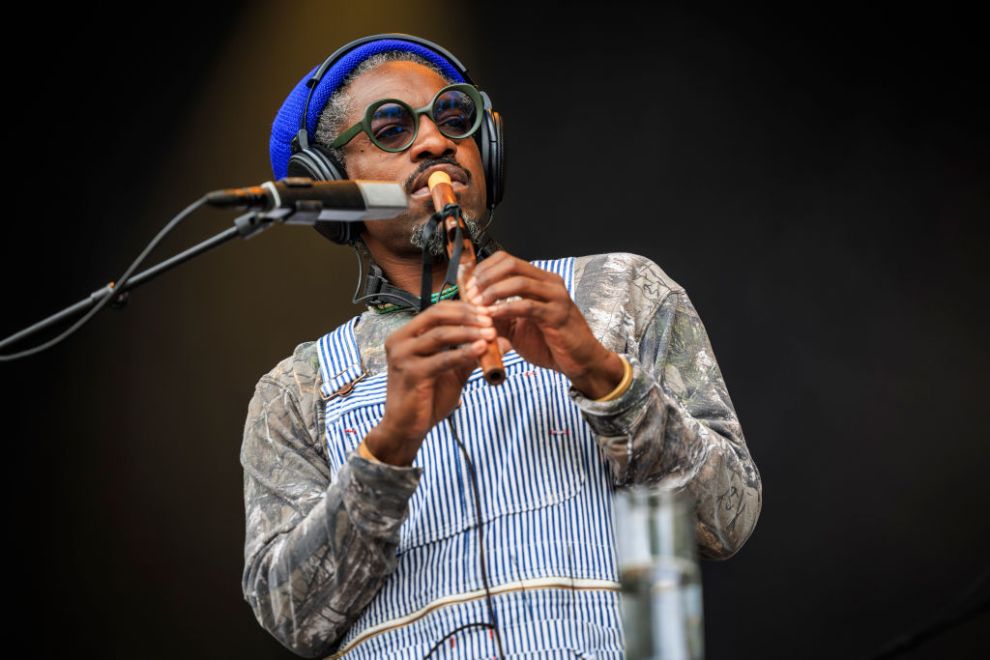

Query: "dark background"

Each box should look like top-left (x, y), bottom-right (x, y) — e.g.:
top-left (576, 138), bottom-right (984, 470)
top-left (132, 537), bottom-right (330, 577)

top-left (2, 1), bottom-right (987, 658)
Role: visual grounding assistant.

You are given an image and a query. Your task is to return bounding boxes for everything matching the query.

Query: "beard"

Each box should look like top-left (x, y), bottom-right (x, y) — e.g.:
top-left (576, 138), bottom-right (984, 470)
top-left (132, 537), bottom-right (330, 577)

top-left (409, 212), bottom-right (485, 258)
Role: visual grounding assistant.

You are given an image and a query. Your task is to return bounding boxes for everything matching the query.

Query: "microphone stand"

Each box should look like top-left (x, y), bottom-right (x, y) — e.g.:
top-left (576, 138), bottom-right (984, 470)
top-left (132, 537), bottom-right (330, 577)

top-left (0, 205), bottom-right (309, 354)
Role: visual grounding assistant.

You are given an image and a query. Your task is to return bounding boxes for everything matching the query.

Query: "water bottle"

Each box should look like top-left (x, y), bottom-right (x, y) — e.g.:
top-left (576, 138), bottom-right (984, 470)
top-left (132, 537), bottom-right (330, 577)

top-left (614, 486), bottom-right (705, 660)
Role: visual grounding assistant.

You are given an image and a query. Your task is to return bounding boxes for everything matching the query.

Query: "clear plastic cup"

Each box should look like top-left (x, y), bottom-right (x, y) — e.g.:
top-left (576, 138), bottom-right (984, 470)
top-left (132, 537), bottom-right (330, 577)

top-left (614, 486), bottom-right (705, 660)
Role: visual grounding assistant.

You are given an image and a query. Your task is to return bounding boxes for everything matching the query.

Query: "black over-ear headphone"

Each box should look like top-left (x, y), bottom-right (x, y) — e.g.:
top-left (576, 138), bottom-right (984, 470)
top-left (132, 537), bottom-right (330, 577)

top-left (287, 33), bottom-right (505, 245)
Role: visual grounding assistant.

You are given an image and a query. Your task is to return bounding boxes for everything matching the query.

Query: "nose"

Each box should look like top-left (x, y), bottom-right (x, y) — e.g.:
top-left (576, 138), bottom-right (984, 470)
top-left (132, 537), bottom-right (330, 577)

top-left (408, 113), bottom-right (457, 161)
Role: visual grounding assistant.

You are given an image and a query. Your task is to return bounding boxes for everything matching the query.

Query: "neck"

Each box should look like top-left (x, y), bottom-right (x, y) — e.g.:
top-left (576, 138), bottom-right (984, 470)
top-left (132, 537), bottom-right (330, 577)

top-left (361, 235), bottom-right (451, 295)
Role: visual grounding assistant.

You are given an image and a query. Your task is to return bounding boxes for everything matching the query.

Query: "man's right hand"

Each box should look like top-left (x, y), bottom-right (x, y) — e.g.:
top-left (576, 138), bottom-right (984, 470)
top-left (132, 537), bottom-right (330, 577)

top-left (362, 300), bottom-right (495, 466)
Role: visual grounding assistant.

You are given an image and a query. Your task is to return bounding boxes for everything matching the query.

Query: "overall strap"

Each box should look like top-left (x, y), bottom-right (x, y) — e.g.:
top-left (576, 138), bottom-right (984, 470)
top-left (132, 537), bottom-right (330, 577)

top-left (530, 256), bottom-right (575, 297)
top-left (315, 316), bottom-right (366, 399)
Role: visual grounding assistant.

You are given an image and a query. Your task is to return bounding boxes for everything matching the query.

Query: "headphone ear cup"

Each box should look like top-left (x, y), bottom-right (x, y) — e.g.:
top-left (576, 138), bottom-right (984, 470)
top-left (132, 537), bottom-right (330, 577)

top-left (486, 108), bottom-right (505, 208)
top-left (287, 144), bottom-right (346, 181)
top-left (288, 145), bottom-right (363, 244)
top-left (477, 92), bottom-right (505, 209)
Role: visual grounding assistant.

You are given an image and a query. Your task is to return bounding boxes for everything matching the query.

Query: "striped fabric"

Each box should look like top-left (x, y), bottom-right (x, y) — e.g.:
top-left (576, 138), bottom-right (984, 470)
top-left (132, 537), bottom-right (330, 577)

top-left (316, 257), bottom-right (624, 658)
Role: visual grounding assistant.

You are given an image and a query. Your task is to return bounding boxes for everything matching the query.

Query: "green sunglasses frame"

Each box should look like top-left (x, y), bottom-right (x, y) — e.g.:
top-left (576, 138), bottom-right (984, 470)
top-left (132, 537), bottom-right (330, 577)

top-left (330, 83), bottom-right (484, 153)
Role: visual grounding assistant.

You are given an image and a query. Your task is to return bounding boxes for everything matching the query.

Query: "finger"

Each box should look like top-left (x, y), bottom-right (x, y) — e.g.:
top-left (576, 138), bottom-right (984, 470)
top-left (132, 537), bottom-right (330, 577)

top-left (408, 324), bottom-right (497, 356)
top-left (455, 266), bottom-right (495, 326)
top-left (485, 298), bottom-right (555, 324)
top-left (453, 351), bottom-right (481, 383)
top-left (456, 263), bottom-right (483, 305)
top-left (418, 340), bottom-right (488, 377)
top-left (474, 275), bottom-right (562, 306)
top-left (391, 300), bottom-right (490, 343)
top-left (471, 253), bottom-right (560, 290)
top-left (491, 315), bottom-right (513, 337)
top-left (458, 278), bottom-right (485, 307)
top-left (386, 301), bottom-right (487, 363)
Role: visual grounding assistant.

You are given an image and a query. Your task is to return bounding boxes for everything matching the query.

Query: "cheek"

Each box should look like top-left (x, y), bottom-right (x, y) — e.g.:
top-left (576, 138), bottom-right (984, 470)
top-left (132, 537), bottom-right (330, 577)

top-left (344, 146), bottom-right (396, 178)
top-left (459, 149), bottom-right (487, 195)
top-left (355, 163), bottom-right (402, 184)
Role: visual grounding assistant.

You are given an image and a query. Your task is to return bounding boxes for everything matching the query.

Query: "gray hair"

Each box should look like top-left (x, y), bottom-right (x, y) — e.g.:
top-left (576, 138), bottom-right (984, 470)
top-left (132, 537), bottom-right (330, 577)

top-left (313, 51), bottom-right (455, 169)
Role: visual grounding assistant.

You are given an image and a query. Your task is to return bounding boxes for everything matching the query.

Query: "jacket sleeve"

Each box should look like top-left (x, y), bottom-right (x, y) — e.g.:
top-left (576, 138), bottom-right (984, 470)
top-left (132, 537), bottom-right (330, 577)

top-left (570, 254), bottom-right (762, 560)
top-left (240, 356), bottom-right (421, 657)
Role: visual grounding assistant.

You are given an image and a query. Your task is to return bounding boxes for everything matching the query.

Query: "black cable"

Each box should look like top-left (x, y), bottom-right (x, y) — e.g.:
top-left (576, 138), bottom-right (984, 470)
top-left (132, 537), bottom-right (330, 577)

top-left (416, 243), bottom-right (505, 658)
top-left (872, 597), bottom-right (989, 658)
top-left (422, 622), bottom-right (496, 659)
top-left (478, 206), bottom-right (495, 236)
top-left (0, 196), bottom-right (208, 362)
top-left (872, 569), bottom-right (990, 659)
top-left (441, 414), bottom-right (506, 660)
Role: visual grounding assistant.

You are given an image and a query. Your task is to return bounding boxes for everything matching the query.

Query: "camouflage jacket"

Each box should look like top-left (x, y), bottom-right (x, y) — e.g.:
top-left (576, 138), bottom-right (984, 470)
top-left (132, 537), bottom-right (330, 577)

top-left (240, 252), bottom-right (762, 657)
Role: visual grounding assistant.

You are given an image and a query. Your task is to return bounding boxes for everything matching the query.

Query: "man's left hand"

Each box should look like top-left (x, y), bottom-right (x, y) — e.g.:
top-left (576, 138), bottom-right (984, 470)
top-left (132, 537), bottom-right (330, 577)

top-left (461, 251), bottom-right (626, 399)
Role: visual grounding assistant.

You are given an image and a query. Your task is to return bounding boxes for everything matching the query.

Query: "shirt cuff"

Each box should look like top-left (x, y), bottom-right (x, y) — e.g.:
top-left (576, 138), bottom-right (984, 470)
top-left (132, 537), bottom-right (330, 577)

top-left (568, 354), bottom-right (654, 437)
top-left (339, 452), bottom-right (423, 540)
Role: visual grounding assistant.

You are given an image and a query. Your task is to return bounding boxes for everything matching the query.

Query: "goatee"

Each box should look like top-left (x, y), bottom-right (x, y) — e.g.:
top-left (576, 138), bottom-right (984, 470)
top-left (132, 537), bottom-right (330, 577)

top-left (410, 213), bottom-right (485, 258)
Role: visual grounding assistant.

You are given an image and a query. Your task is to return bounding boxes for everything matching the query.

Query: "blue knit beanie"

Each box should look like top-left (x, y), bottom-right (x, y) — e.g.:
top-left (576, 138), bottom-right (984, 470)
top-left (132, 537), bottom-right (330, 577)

top-left (269, 39), bottom-right (466, 180)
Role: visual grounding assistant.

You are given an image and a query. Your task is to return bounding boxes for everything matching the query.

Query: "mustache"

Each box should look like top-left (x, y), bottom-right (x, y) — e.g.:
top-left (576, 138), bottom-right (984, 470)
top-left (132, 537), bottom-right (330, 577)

top-left (404, 156), bottom-right (471, 193)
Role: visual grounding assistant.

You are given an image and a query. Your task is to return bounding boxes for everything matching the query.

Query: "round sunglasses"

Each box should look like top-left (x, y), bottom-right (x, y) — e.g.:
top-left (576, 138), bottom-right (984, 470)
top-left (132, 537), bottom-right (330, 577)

top-left (331, 83), bottom-right (484, 153)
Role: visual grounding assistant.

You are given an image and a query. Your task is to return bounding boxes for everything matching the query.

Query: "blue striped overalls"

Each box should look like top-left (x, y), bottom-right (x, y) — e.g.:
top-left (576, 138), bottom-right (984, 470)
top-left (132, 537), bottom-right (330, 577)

top-left (317, 258), bottom-right (624, 658)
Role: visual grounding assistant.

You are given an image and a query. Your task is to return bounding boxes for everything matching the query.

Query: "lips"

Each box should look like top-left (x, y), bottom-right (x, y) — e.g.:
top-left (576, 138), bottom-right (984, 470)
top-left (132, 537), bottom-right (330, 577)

top-left (408, 164), bottom-right (469, 199)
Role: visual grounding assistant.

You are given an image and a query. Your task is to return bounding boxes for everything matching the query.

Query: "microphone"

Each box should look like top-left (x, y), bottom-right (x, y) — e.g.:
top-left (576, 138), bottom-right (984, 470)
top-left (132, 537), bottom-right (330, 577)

top-left (206, 177), bottom-right (407, 221)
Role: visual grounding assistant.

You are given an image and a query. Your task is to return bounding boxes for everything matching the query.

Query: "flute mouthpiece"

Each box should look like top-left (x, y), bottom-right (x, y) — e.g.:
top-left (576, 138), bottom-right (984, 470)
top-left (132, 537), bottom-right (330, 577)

top-left (428, 171), bottom-right (453, 190)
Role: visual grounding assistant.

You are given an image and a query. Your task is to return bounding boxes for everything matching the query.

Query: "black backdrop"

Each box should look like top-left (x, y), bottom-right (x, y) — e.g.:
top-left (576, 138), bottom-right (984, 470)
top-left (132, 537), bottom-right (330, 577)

top-left (2, 2), bottom-right (987, 658)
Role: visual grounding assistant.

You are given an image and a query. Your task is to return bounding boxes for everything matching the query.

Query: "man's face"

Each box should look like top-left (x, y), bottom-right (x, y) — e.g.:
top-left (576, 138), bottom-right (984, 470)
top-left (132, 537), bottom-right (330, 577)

top-left (339, 61), bottom-right (488, 258)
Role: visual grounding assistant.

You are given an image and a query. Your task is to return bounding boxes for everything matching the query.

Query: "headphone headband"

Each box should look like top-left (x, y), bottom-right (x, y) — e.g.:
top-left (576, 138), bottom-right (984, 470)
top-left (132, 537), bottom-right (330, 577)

top-left (313, 34), bottom-right (473, 85)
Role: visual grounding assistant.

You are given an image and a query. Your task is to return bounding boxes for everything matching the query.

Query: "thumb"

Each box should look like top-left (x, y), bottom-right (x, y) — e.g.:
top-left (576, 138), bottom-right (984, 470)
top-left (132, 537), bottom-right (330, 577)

top-left (454, 356), bottom-right (478, 384)
top-left (492, 316), bottom-right (513, 339)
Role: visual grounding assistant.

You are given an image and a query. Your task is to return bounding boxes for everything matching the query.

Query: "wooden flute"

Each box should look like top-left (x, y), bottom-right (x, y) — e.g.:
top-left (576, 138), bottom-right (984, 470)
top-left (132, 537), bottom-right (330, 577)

top-left (427, 170), bottom-right (505, 386)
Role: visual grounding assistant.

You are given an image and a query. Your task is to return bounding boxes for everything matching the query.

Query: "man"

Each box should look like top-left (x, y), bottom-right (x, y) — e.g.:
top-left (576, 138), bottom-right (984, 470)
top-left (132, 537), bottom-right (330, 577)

top-left (242, 35), bottom-right (761, 658)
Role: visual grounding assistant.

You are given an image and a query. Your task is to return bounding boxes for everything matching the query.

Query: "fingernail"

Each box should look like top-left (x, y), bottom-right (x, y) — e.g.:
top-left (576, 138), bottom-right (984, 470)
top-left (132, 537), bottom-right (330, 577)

top-left (480, 326), bottom-right (496, 339)
top-left (476, 314), bottom-right (492, 326)
top-left (472, 339), bottom-right (487, 351)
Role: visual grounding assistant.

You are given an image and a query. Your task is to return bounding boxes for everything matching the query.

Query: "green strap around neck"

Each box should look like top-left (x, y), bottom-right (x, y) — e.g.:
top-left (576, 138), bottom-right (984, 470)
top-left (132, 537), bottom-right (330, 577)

top-left (371, 285), bottom-right (459, 315)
